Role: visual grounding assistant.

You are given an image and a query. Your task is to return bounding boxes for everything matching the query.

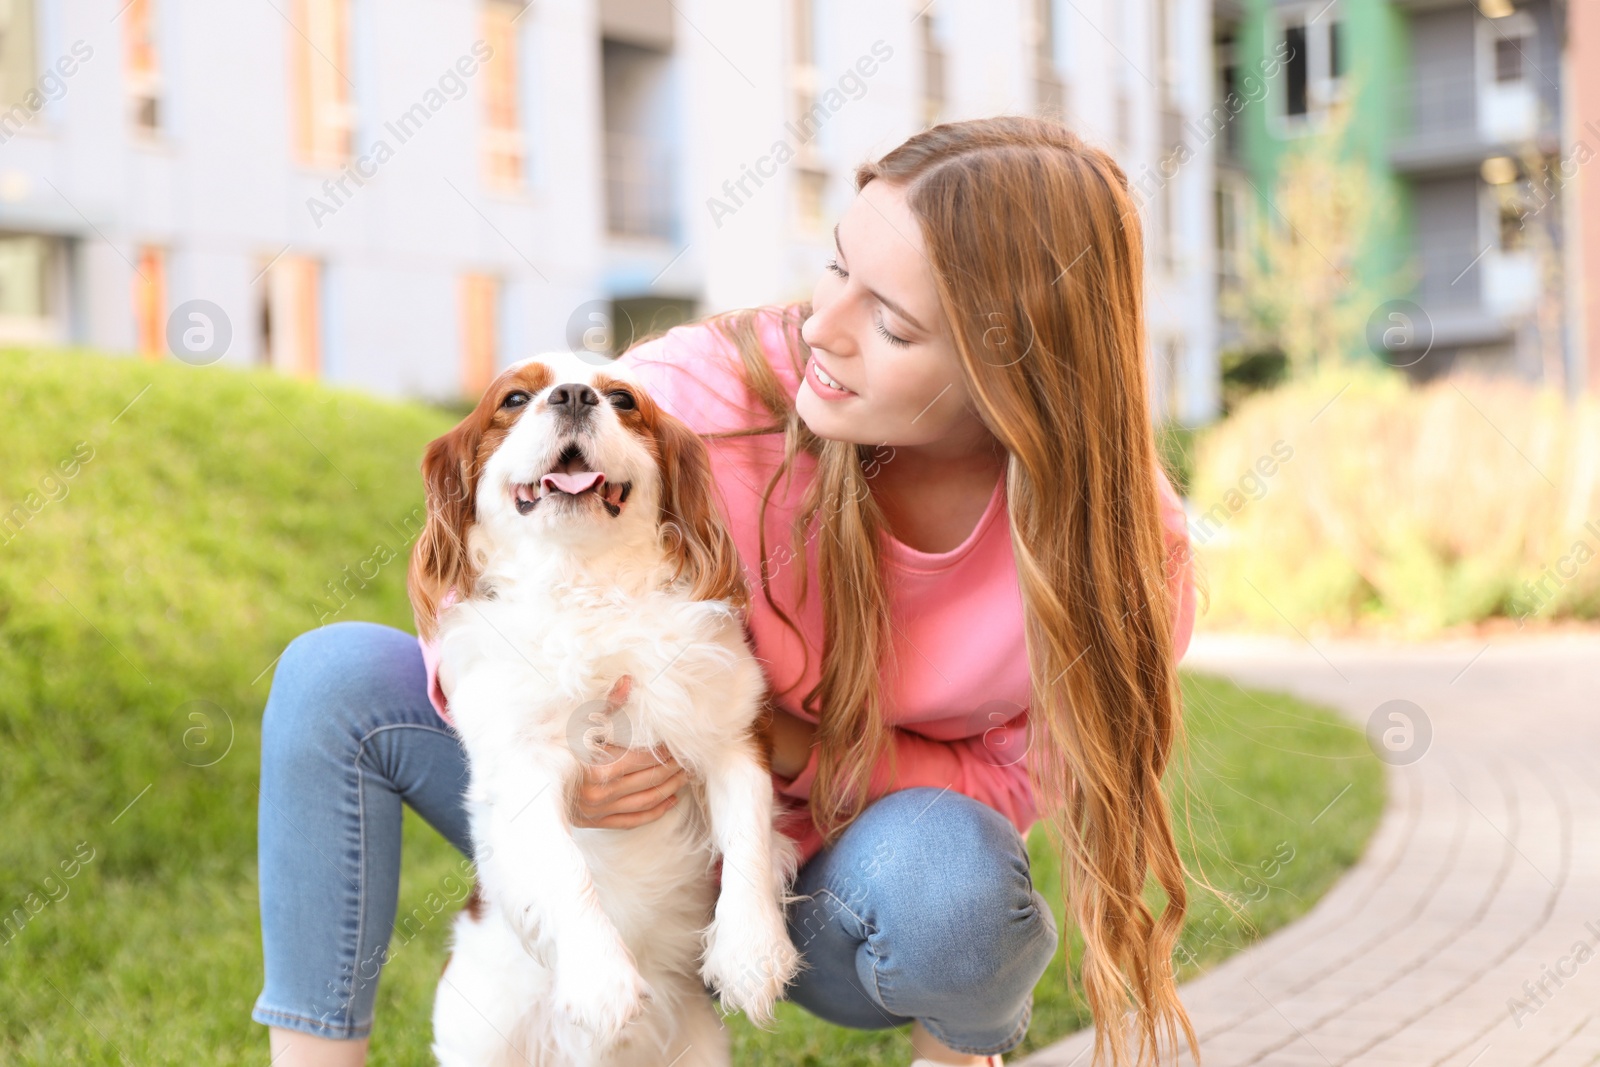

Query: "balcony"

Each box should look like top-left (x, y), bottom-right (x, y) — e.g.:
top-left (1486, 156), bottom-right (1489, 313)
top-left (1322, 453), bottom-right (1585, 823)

top-left (1388, 75), bottom-right (1558, 177)
top-left (601, 28), bottom-right (677, 243)
top-left (1399, 214), bottom-right (1536, 358)
top-left (604, 130), bottom-right (676, 241)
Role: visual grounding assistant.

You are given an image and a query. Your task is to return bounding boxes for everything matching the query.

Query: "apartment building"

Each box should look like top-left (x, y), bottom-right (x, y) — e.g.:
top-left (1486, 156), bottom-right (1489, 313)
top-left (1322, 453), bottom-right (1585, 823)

top-left (0, 0), bottom-right (1219, 419)
top-left (1392, 0), bottom-right (1565, 384)
top-left (1216, 0), bottom-right (1573, 389)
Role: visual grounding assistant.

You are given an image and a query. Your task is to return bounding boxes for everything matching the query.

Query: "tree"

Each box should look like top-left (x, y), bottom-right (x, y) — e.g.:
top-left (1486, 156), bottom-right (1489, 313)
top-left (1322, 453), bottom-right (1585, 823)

top-left (1226, 98), bottom-right (1399, 379)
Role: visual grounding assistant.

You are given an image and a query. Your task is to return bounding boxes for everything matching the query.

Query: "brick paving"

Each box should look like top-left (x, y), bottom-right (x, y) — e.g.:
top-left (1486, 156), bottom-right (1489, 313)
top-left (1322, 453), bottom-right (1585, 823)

top-left (1022, 630), bottom-right (1600, 1067)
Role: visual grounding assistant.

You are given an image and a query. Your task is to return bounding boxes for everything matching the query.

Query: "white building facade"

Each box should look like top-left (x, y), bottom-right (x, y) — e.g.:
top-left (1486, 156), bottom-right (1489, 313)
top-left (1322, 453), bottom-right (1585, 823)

top-left (0, 0), bottom-right (1219, 422)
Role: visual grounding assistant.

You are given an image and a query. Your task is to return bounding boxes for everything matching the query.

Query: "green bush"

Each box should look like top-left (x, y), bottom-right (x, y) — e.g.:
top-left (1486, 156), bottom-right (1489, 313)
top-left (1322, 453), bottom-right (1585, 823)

top-left (1189, 366), bottom-right (1600, 632)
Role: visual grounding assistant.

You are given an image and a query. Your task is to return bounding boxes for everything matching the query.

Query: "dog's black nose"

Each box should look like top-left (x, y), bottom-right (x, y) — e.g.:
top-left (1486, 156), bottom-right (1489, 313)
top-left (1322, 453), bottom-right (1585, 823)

top-left (547, 383), bottom-right (600, 412)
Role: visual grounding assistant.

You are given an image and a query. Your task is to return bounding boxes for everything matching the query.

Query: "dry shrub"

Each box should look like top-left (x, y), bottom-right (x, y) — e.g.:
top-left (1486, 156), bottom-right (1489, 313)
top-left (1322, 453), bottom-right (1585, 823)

top-left (1190, 367), bottom-right (1600, 634)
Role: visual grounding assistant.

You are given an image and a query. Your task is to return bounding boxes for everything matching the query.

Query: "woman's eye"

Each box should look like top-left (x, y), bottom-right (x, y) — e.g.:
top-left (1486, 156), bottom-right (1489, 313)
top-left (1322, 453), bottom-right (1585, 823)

top-left (824, 258), bottom-right (848, 278)
top-left (607, 390), bottom-right (636, 410)
top-left (875, 316), bottom-right (910, 348)
top-left (502, 391), bottom-right (530, 409)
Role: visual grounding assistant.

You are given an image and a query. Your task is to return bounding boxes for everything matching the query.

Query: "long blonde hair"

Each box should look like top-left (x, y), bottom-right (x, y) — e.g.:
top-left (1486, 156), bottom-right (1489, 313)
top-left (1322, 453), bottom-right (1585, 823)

top-left (627, 116), bottom-right (1201, 1066)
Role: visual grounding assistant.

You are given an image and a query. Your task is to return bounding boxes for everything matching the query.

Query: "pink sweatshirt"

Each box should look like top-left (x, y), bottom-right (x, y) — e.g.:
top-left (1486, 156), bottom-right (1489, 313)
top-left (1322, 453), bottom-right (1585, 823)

top-left (419, 305), bottom-right (1196, 867)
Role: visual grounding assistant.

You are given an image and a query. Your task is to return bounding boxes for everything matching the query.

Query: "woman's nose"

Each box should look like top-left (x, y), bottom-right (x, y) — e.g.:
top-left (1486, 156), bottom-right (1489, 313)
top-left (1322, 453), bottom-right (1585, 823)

top-left (803, 296), bottom-right (851, 356)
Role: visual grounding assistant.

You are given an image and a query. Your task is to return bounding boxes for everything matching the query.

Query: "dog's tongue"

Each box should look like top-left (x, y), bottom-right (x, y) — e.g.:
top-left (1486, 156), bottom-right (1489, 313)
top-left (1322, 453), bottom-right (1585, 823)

top-left (541, 470), bottom-right (605, 495)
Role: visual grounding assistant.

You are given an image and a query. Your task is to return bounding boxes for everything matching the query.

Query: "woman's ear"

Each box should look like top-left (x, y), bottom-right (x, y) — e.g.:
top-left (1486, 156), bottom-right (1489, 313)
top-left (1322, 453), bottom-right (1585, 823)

top-left (408, 422), bottom-right (480, 639)
top-left (654, 413), bottom-right (748, 611)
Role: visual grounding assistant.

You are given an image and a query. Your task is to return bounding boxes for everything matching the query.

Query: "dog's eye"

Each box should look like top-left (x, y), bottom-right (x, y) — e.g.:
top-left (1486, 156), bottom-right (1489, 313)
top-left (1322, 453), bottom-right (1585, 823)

top-left (502, 391), bottom-right (531, 409)
top-left (607, 390), bottom-right (636, 411)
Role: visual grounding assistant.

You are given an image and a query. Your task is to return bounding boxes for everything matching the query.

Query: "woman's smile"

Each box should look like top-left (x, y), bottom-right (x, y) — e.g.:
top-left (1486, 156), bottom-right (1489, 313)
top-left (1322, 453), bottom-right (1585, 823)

top-left (805, 354), bottom-right (858, 399)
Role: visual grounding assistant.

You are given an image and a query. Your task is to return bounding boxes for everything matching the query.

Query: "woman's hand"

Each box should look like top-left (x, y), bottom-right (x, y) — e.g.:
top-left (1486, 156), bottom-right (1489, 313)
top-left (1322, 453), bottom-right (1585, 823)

top-left (570, 744), bottom-right (690, 829)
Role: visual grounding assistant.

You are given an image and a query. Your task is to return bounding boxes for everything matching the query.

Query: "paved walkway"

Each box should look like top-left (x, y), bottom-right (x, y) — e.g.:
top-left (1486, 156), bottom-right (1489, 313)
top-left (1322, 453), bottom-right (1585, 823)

top-left (1022, 630), bottom-right (1600, 1067)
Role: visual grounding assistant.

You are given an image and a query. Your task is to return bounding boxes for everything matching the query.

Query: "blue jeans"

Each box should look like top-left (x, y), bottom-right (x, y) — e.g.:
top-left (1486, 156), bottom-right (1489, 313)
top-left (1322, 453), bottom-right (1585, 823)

top-left (252, 621), bottom-right (1059, 1056)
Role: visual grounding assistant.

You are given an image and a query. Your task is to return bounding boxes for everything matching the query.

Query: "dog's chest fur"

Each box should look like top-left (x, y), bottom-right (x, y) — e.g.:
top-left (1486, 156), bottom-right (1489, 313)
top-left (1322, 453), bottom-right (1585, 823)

top-left (437, 576), bottom-right (762, 760)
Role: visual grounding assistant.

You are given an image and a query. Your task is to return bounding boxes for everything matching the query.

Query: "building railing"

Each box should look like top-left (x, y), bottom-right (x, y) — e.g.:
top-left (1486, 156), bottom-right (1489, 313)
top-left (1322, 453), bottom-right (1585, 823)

top-left (604, 130), bottom-right (676, 240)
top-left (1388, 74), bottom-right (1555, 164)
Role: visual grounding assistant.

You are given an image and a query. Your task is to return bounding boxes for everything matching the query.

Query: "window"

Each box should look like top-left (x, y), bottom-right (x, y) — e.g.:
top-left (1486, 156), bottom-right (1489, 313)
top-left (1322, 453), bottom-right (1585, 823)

top-left (482, 1), bottom-right (525, 190)
top-left (1498, 197), bottom-right (1527, 251)
top-left (918, 6), bottom-right (945, 128)
top-left (0, 0), bottom-right (36, 110)
top-left (0, 233), bottom-right (55, 343)
top-left (1285, 25), bottom-right (1307, 115)
top-left (1033, 0), bottom-right (1064, 115)
top-left (1478, 177), bottom-right (1539, 317)
top-left (1277, 7), bottom-right (1343, 126)
top-left (791, 0), bottom-right (817, 133)
top-left (601, 39), bottom-right (675, 239)
top-left (290, 0), bottom-right (353, 168)
top-left (794, 166), bottom-right (826, 234)
top-left (1216, 31), bottom-right (1241, 155)
top-left (1112, 1), bottom-right (1133, 148)
top-left (1494, 37), bottom-right (1522, 82)
top-left (1215, 183), bottom-right (1240, 284)
top-left (133, 246), bottom-right (167, 359)
top-left (1476, 13), bottom-right (1537, 142)
top-left (260, 255), bottom-right (321, 378)
top-left (1154, 0), bottom-right (1175, 99)
top-left (790, 0), bottom-right (828, 230)
top-left (604, 126), bottom-right (673, 238)
top-left (1487, 15), bottom-right (1534, 85)
top-left (460, 274), bottom-right (499, 397)
top-left (124, 0), bottom-right (161, 132)
top-left (1484, 168), bottom-right (1531, 253)
top-left (1159, 176), bottom-right (1178, 274)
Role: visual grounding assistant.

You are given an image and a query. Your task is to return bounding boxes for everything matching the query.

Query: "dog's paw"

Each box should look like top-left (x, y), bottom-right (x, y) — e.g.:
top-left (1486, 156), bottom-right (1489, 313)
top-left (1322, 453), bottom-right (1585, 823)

top-left (495, 892), bottom-right (544, 953)
top-left (552, 946), bottom-right (655, 1046)
top-left (700, 914), bottom-right (803, 1028)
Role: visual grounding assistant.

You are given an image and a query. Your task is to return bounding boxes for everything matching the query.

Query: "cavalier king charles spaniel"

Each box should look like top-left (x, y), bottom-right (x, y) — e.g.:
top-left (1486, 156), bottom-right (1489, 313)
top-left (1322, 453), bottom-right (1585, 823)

top-left (409, 353), bottom-right (804, 1066)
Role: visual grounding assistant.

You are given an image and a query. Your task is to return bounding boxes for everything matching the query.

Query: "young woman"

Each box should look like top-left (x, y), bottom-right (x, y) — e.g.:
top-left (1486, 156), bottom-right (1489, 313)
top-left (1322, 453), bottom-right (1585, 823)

top-left (254, 115), bottom-right (1201, 1067)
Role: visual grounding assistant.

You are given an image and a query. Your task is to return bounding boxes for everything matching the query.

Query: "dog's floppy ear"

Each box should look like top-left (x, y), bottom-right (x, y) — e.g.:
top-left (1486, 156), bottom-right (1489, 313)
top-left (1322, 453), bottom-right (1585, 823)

top-left (653, 412), bottom-right (748, 612)
top-left (409, 419), bottom-right (482, 640)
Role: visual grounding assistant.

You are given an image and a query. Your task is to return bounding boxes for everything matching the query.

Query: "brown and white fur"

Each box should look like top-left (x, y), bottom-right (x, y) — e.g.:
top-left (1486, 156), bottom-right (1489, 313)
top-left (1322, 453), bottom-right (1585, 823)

top-left (409, 353), bottom-right (805, 1067)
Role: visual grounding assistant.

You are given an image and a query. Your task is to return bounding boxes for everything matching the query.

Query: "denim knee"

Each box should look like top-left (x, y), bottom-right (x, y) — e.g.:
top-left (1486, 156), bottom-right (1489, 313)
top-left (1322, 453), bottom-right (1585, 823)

top-left (858, 788), bottom-right (1056, 995)
top-left (263, 621), bottom-right (421, 755)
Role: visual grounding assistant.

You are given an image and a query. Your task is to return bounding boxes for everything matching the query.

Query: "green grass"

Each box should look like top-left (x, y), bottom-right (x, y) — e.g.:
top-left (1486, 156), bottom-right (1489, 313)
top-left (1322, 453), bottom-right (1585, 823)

top-left (0, 349), bottom-right (1385, 1065)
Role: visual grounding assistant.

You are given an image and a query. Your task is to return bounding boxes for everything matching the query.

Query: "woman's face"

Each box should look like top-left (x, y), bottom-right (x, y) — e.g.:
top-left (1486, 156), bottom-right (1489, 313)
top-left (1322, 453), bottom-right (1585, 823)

top-left (798, 182), bottom-right (995, 461)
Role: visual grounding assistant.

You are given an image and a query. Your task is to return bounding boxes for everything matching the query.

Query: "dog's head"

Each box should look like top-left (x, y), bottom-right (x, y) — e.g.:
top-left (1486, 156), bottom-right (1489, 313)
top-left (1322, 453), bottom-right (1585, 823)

top-left (408, 352), bottom-right (747, 638)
